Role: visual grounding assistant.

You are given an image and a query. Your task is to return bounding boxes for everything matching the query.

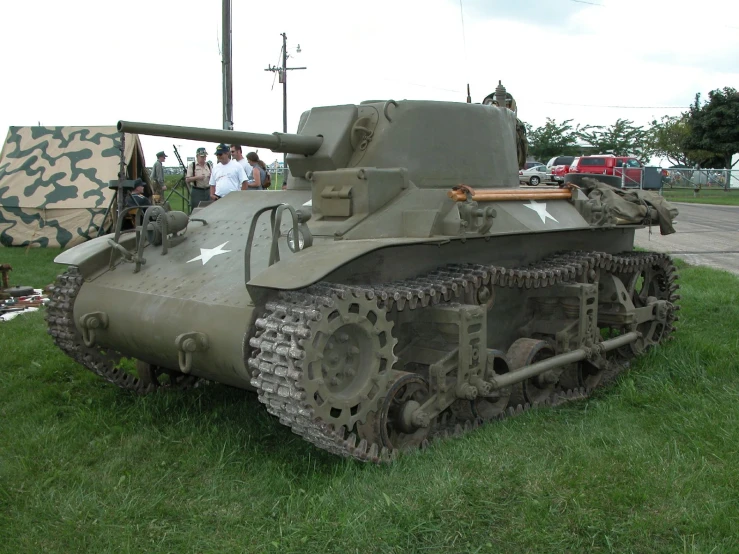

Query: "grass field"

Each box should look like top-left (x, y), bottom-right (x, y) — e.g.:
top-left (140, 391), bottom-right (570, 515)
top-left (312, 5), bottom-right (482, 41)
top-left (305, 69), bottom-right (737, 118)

top-left (1, 248), bottom-right (739, 553)
top-left (661, 187), bottom-right (739, 206)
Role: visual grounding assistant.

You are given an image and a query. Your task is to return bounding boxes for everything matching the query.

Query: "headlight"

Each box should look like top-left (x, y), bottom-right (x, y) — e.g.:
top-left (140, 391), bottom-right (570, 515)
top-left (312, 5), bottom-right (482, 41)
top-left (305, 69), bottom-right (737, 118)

top-left (287, 225), bottom-right (312, 252)
top-left (287, 228), bottom-right (304, 252)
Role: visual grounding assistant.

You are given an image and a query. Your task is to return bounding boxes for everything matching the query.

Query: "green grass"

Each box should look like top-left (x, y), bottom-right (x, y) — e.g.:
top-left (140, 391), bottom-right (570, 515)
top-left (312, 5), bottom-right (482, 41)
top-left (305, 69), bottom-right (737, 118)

top-left (2, 253), bottom-right (739, 552)
top-left (0, 245), bottom-right (65, 288)
top-left (661, 187), bottom-right (739, 206)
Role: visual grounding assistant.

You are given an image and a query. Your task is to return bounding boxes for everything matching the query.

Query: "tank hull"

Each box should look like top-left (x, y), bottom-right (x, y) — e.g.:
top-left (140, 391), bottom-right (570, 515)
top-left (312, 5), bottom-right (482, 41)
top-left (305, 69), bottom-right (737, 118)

top-left (64, 223), bottom-right (635, 390)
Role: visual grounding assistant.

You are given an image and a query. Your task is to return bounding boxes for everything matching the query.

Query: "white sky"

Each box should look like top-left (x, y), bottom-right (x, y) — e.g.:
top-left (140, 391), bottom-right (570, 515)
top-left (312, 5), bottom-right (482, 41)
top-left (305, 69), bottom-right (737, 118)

top-left (2, 0), bottom-right (738, 167)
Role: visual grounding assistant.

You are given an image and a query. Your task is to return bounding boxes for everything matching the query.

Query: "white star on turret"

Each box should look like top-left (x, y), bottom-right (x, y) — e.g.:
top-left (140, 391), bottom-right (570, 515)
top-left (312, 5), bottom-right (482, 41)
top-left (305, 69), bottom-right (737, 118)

top-left (524, 200), bottom-right (558, 224)
top-left (187, 241), bottom-right (232, 265)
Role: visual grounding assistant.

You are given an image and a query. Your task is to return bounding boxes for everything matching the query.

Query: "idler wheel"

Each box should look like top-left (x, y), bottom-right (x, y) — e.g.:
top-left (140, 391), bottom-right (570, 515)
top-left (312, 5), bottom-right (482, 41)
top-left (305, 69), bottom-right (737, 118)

top-left (506, 338), bottom-right (557, 406)
top-left (300, 294), bottom-right (396, 430)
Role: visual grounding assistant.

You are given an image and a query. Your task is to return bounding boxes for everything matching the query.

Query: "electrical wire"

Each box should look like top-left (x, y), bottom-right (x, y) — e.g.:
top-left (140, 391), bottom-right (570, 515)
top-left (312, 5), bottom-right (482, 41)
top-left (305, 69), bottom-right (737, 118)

top-left (270, 45), bottom-right (283, 91)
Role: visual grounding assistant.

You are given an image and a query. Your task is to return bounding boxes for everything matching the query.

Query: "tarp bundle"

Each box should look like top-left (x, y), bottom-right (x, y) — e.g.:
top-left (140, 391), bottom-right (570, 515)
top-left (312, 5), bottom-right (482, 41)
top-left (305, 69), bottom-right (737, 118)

top-left (0, 126), bottom-right (145, 248)
top-left (580, 177), bottom-right (679, 235)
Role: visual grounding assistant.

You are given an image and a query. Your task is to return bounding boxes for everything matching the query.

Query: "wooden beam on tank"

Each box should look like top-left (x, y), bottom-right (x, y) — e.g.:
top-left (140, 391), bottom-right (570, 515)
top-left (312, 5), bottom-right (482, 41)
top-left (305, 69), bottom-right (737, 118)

top-left (448, 184), bottom-right (573, 202)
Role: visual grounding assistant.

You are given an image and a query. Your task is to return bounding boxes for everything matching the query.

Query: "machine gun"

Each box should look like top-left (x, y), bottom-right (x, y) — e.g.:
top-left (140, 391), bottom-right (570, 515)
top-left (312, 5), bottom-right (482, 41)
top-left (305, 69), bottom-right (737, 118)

top-left (164, 145), bottom-right (192, 213)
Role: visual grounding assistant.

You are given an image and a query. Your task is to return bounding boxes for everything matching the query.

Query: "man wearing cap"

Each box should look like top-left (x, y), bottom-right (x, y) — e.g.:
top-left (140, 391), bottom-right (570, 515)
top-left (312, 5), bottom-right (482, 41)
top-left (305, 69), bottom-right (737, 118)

top-left (186, 147), bottom-right (213, 210)
top-left (209, 143), bottom-right (248, 200)
top-left (125, 179), bottom-right (152, 209)
top-left (150, 151), bottom-right (168, 198)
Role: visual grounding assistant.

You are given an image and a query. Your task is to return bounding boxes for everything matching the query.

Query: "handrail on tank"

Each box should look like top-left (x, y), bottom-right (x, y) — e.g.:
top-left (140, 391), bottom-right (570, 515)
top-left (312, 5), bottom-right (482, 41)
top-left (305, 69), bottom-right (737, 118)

top-left (107, 205), bottom-right (147, 269)
top-left (244, 203), bottom-right (301, 286)
top-left (117, 121), bottom-right (324, 156)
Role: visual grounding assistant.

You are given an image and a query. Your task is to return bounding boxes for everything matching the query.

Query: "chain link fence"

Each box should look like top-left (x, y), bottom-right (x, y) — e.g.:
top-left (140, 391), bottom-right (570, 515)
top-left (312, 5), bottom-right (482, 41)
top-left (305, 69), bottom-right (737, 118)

top-left (565, 167), bottom-right (738, 193)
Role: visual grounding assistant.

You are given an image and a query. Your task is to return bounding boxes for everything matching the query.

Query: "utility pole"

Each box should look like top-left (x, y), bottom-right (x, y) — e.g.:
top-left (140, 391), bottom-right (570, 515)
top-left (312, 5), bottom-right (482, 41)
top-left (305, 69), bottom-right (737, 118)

top-left (222, 0), bottom-right (233, 130)
top-left (265, 33), bottom-right (306, 166)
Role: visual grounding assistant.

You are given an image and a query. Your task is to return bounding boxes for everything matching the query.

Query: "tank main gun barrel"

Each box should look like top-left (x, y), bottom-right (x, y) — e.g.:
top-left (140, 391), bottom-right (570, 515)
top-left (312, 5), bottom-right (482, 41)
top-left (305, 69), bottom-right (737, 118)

top-left (117, 121), bottom-right (323, 156)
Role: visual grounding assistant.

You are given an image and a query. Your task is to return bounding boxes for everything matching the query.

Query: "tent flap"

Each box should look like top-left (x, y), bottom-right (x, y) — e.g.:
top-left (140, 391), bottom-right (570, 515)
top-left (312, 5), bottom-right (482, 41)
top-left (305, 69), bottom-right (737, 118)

top-left (0, 207), bottom-right (107, 248)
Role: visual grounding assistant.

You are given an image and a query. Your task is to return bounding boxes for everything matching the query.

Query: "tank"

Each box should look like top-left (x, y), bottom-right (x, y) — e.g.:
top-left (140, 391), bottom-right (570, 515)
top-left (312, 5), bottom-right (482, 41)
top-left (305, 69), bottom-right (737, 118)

top-left (46, 90), bottom-right (680, 463)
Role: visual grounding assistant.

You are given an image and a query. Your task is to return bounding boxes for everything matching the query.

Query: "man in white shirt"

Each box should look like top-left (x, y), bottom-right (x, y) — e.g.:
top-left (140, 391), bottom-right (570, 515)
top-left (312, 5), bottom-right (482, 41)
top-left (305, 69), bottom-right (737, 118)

top-left (230, 144), bottom-right (257, 187)
top-left (209, 143), bottom-right (248, 200)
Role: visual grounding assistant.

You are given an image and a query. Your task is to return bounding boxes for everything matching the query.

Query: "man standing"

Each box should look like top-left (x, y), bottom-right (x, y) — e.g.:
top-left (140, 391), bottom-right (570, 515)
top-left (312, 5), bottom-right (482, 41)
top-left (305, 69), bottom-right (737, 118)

top-left (150, 151), bottom-right (167, 199)
top-left (230, 145), bottom-right (256, 187)
top-left (209, 143), bottom-right (248, 200)
top-left (186, 147), bottom-right (212, 210)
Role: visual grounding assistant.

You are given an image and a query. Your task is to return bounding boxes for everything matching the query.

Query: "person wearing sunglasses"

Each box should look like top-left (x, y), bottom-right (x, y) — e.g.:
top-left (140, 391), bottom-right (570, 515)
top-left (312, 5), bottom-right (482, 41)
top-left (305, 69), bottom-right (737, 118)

top-left (208, 143), bottom-right (248, 201)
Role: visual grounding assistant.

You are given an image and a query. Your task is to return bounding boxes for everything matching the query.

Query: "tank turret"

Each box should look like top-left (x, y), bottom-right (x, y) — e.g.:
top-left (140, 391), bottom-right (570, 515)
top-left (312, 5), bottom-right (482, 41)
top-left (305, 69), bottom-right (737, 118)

top-left (121, 98), bottom-right (523, 190)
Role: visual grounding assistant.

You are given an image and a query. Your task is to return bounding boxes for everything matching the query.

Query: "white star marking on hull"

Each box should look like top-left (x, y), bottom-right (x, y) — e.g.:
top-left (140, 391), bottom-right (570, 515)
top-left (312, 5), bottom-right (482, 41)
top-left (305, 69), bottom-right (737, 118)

top-left (524, 200), bottom-right (558, 224)
top-left (187, 241), bottom-right (232, 265)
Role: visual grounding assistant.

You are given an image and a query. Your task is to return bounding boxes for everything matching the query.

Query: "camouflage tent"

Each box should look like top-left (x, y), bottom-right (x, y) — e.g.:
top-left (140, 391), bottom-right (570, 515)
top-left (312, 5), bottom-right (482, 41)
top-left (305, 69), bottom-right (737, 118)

top-left (0, 126), bottom-right (147, 248)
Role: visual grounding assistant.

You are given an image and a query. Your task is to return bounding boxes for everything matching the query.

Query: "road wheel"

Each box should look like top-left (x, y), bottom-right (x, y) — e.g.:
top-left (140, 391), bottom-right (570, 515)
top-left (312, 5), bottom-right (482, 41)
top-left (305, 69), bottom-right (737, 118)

top-left (507, 338), bottom-right (557, 406)
top-left (530, 176), bottom-right (541, 186)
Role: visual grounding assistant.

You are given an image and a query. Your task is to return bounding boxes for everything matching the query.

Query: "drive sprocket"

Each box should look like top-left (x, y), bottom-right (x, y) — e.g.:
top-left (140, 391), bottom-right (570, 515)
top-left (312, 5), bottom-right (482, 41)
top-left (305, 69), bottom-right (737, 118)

top-left (249, 285), bottom-right (396, 435)
top-left (299, 290), bottom-right (397, 429)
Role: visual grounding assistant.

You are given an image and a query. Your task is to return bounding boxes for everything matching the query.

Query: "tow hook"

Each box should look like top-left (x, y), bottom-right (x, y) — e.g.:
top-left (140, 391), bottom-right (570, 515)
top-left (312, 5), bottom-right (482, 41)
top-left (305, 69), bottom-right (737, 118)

top-left (175, 332), bottom-right (209, 374)
top-left (79, 312), bottom-right (109, 347)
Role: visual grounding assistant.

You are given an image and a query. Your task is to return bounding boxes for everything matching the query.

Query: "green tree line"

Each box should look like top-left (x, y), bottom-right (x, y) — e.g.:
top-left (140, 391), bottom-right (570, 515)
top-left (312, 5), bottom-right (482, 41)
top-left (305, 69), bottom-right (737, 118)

top-left (524, 87), bottom-right (739, 169)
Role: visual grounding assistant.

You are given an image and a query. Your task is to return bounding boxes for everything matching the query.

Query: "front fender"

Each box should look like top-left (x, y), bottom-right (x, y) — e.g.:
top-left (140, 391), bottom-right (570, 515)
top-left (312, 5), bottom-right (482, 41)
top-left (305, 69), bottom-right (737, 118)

top-left (246, 237), bottom-right (440, 291)
top-left (53, 232), bottom-right (137, 278)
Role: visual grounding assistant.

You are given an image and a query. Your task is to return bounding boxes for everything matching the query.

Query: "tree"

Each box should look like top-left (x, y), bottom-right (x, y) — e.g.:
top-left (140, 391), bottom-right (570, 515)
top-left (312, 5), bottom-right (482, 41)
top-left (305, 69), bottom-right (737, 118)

top-left (575, 119), bottom-right (653, 162)
top-left (525, 118), bottom-right (580, 161)
top-left (647, 114), bottom-right (716, 167)
top-left (685, 87), bottom-right (739, 169)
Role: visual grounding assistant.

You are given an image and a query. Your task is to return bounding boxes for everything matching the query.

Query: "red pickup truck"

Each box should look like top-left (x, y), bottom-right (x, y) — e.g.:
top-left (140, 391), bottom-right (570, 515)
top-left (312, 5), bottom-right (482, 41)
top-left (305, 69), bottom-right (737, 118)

top-left (569, 155), bottom-right (643, 187)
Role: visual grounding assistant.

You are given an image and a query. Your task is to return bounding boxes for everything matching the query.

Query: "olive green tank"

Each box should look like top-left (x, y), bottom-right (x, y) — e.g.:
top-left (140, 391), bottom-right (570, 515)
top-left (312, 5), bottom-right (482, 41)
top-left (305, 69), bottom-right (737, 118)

top-left (46, 88), bottom-right (680, 462)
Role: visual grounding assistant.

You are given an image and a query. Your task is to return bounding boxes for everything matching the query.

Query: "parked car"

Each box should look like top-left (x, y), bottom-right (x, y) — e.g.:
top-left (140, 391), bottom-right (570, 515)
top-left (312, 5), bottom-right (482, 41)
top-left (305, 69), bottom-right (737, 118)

top-left (545, 155), bottom-right (576, 171)
top-left (519, 164), bottom-right (549, 186)
top-left (551, 157), bottom-right (579, 184)
top-left (524, 160), bottom-right (544, 169)
top-left (568, 155), bottom-right (643, 187)
top-left (546, 155), bottom-right (576, 184)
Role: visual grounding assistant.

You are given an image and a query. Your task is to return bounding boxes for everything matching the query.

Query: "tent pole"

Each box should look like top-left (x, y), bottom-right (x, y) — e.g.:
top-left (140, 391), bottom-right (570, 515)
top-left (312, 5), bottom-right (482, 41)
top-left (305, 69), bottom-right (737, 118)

top-left (98, 193), bottom-right (117, 238)
top-left (116, 133), bottom-right (126, 227)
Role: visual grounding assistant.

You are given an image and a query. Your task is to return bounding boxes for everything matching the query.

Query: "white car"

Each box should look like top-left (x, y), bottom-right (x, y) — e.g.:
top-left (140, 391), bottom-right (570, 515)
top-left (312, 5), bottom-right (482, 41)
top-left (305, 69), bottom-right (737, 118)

top-left (519, 165), bottom-right (549, 186)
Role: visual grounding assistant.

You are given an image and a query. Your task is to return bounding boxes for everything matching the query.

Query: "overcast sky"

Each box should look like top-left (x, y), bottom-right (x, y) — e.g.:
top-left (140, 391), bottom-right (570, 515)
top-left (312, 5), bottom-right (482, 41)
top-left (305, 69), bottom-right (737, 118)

top-left (2, 0), bottom-right (738, 166)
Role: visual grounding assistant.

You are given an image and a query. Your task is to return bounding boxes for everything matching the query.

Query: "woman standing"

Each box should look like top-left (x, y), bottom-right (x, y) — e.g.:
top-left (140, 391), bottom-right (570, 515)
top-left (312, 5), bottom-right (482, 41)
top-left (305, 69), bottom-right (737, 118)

top-left (246, 152), bottom-right (270, 190)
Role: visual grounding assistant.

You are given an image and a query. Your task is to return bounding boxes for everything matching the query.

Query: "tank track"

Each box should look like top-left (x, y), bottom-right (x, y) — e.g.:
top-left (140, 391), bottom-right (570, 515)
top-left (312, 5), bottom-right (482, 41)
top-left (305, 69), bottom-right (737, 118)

top-left (46, 266), bottom-right (200, 394)
top-left (249, 251), bottom-right (680, 463)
